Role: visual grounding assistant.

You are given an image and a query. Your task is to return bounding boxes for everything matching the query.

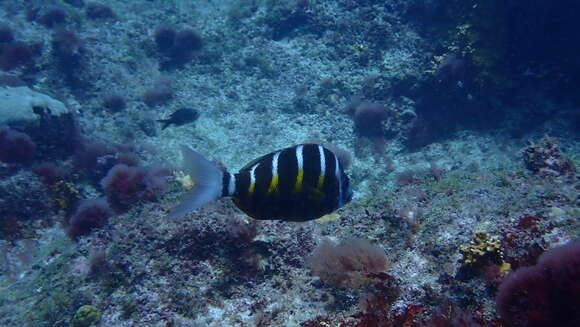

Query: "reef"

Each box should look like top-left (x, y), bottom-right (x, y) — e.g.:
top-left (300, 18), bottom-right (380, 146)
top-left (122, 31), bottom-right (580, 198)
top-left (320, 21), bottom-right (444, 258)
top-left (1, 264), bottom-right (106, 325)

top-left (0, 0), bottom-right (578, 326)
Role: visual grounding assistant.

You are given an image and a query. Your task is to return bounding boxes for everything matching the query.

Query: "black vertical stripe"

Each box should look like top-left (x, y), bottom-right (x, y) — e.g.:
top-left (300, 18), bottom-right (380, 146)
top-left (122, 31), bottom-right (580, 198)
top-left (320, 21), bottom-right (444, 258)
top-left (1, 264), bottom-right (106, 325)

top-left (221, 172), bottom-right (231, 197)
top-left (252, 155), bottom-right (273, 201)
top-left (276, 146), bottom-right (298, 198)
top-left (234, 170), bottom-right (251, 200)
top-left (322, 147), bottom-right (339, 205)
top-left (301, 144), bottom-right (321, 193)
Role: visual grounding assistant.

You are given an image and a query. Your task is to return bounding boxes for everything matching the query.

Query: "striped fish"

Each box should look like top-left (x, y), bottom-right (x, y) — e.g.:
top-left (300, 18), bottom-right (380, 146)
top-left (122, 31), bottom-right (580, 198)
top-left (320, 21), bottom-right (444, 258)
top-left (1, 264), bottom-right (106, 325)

top-left (167, 144), bottom-right (353, 221)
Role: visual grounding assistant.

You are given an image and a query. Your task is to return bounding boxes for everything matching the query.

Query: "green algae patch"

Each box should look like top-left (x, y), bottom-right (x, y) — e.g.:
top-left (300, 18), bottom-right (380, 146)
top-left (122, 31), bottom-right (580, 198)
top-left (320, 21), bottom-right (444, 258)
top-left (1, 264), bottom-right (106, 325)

top-left (25, 254), bottom-right (82, 326)
top-left (0, 233), bottom-right (87, 327)
top-left (71, 305), bottom-right (101, 327)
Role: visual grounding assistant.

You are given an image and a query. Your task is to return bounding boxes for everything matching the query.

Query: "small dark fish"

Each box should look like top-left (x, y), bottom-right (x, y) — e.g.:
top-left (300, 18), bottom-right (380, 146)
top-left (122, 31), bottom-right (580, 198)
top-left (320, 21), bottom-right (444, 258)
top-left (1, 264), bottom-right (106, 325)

top-left (158, 108), bottom-right (199, 130)
top-left (167, 144), bottom-right (353, 221)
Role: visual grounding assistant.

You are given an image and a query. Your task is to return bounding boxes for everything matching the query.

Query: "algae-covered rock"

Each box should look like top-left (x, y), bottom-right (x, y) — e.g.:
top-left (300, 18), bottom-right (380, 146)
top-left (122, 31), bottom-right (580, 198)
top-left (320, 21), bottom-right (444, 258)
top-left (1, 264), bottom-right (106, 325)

top-left (71, 305), bottom-right (101, 327)
top-left (0, 86), bottom-right (72, 124)
top-left (0, 86), bottom-right (78, 159)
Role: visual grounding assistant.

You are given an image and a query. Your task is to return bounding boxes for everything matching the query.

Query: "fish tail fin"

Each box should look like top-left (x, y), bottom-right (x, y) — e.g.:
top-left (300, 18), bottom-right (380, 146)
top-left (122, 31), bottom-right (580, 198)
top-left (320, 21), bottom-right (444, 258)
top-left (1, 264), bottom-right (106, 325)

top-left (166, 146), bottom-right (224, 219)
top-left (157, 119), bottom-right (170, 130)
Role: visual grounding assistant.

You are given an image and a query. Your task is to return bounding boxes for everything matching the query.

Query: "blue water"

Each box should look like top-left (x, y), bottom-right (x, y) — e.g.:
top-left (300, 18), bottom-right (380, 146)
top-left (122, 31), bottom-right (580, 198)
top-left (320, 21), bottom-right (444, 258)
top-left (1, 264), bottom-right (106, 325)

top-left (0, 1), bottom-right (578, 326)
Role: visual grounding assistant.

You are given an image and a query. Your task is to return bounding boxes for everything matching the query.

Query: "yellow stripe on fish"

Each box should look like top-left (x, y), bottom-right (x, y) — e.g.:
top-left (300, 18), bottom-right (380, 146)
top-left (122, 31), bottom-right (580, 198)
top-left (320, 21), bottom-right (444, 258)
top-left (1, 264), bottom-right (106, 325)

top-left (267, 151), bottom-right (281, 194)
top-left (294, 145), bottom-right (304, 192)
top-left (268, 175), bottom-right (279, 194)
top-left (316, 174), bottom-right (325, 191)
top-left (248, 163), bottom-right (258, 196)
top-left (294, 169), bottom-right (304, 192)
top-left (315, 144), bottom-right (326, 191)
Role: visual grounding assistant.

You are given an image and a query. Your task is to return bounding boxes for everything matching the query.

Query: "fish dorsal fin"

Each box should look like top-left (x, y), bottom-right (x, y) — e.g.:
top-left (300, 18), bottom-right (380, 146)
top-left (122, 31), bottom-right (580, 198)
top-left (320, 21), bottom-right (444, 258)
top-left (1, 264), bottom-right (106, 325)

top-left (239, 155), bottom-right (266, 172)
top-left (238, 144), bottom-right (314, 172)
top-left (238, 151), bottom-right (278, 172)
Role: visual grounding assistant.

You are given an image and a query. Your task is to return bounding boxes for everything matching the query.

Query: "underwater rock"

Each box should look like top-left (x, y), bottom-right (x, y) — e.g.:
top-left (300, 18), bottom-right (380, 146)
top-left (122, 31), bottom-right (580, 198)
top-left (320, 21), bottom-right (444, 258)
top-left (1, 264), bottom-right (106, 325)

top-left (0, 86), bottom-right (72, 125)
top-left (0, 86), bottom-right (78, 159)
top-left (0, 171), bottom-right (53, 240)
top-left (522, 136), bottom-right (576, 179)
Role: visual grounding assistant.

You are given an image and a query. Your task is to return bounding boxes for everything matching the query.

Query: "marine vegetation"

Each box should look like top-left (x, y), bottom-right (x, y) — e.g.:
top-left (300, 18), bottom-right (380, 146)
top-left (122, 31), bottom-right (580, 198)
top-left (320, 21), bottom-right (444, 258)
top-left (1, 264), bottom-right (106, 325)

top-left (0, 0), bottom-right (578, 326)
